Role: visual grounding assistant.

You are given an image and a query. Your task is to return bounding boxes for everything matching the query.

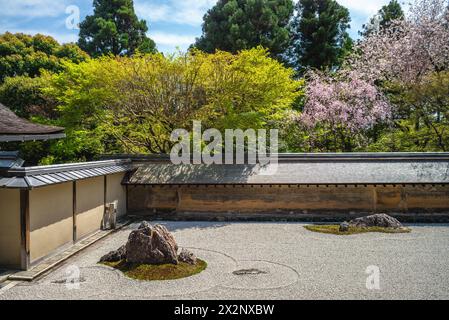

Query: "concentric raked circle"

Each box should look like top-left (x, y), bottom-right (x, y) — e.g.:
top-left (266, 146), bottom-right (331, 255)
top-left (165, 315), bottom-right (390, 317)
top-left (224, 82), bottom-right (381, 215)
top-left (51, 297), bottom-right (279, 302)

top-left (222, 260), bottom-right (299, 290)
top-left (92, 248), bottom-right (238, 298)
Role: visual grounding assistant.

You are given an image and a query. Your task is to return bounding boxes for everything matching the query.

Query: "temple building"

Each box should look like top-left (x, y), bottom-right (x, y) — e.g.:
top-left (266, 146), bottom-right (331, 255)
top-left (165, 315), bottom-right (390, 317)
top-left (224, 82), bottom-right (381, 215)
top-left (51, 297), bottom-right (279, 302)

top-left (0, 104), bottom-right (128, 270)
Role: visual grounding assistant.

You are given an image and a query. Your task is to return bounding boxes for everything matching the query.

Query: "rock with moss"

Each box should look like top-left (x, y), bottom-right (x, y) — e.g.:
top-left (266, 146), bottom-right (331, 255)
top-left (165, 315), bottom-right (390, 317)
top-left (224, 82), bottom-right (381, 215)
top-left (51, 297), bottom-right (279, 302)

top-left (100, 222), bottom-right (179, 265)
top-left (349, 214), bottom-right (403, 229)
top-left (126, 223), bottom-right (178, 265)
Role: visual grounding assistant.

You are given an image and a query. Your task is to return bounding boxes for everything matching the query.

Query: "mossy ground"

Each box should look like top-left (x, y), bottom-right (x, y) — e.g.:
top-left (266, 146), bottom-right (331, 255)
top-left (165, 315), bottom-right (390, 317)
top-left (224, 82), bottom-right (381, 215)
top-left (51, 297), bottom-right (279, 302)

top-left (102, 259), bottom-right (207, 281)
top-left (304, 225), bottom-right (411, 235)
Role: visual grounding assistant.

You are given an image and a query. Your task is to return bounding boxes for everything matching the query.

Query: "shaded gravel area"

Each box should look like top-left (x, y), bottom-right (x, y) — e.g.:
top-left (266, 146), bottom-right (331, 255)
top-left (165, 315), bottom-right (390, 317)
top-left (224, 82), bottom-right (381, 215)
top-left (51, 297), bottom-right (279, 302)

top-left (1, 221), bottom-right (448, 300)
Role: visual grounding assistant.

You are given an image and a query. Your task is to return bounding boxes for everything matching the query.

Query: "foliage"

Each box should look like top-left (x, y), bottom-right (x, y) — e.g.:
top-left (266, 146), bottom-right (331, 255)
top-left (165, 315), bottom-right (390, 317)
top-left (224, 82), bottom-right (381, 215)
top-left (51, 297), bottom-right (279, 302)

top-left (3, 0), bottom-right (449, 162)
top-left (0, 76), bottom-right (60, 165)
top-left (370, 71), bottom-right (449, 151)
top-left (198, 48), bottom-right (303, 130)
top-left (0, 76), bottom-right (57, 118)
top-left (40, 58), bottom-right (123, 163)
top-left (104, 48), bottom-right (302, 153)
top-left (100, 52), bottom-right (208, 154)
top-left (0, 32), bottom-right (88, 83)
top-left (0, 140), bottom-right (51, 166)
top-left (42, 48), bottom-right (302, 158)
top-left (0, 33), bottom-right (88, 165)
top-left (78, 0), bottom-right (156, 57)
top-left (194, 0), bottom-right (294, 60)
top-left (289, 0), bottom-right (352, 71)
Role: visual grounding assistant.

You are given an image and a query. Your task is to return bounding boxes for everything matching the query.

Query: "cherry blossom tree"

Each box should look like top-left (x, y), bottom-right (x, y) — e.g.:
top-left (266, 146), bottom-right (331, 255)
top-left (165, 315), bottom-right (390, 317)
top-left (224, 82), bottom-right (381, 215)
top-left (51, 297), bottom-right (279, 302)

top-left (347, 0), bottom-right (449, 151)
top-left (296, 70), bottom-right (392, 151)
top-left (351, 0), bottom-right (449, 85)
top-left (295, 0), bottom-right (449, 152)
top-left (301, 71), bottom-right (391, 131)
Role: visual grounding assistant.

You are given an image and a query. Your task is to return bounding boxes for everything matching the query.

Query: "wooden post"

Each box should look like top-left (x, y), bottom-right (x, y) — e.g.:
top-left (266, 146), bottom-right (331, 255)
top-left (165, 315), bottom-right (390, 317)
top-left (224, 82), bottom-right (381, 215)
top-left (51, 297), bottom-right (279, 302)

top-left (104, 175), bottom-right (107, 208)
top-left (20, 189), bottom-right (30, 270)
top-left (176, 188), bottom-right (181, 212)
top-left (72, 181), bottom-right (77, 243)
top-left (372, 186), bottom-right (378, 213)
top-left (400, 186), bottom-right (408, 213)
top-left (126, 185), bottom-right (129, 213)
top-left (102, 175), bottom-right (108, 230)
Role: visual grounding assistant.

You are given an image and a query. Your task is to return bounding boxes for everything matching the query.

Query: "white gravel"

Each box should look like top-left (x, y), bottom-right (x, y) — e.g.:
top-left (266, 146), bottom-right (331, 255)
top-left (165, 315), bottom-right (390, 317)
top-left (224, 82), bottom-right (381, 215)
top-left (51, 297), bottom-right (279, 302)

top-left (1, 221), bottom-right (448, 300)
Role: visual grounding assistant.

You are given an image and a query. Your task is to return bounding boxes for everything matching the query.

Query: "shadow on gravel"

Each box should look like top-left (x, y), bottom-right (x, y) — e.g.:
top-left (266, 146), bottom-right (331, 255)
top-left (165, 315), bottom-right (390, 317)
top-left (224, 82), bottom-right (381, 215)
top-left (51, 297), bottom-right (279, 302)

top-left (123, 220), bottom-right (232, 232)
top-left (122, 219), bottom-right (449, 234)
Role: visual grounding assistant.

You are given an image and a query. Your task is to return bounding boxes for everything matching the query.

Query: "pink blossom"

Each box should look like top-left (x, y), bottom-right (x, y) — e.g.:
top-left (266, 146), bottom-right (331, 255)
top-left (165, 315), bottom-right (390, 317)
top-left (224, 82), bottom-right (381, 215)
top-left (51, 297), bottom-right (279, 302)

top-left (299, 0), bottom-right (449, 135)
top-left (300, 70), bottom-right (392, 132)
top-left (350, 0), bottom-right (449, 85)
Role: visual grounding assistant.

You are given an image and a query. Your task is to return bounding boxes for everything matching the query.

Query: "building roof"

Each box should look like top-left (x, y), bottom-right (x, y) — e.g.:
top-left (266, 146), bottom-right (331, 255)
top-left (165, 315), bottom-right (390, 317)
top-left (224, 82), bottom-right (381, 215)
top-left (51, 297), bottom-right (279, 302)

top-left (124, 153), bottom-right (449, 186)
top-left (0, 151), bottom-right (24, 169)
top-left (2, 153), bottom-right (448, 189)
top-left (0, 103), bottom-right (65, 142)
top-left (0, 159), bottom-right (132, 189)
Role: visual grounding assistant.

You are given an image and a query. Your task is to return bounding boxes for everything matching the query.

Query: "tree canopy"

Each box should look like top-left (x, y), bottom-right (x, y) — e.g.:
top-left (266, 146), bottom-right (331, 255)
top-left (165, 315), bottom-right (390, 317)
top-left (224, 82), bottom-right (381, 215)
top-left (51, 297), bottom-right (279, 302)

top-left (0, 32), bottom-right (88, 83)
top-left (2, 0), bottom-right (449, 163)
top-left (194, 0), bottom-right (294, 59)
top-left (297, 0), bottom-right (449, 152)
top-left (39, 48), bottom-right (302, 161)
top-left (78, 0), bottom-right (156, 57)
top-left (289, 0), bottom-right (352, 71)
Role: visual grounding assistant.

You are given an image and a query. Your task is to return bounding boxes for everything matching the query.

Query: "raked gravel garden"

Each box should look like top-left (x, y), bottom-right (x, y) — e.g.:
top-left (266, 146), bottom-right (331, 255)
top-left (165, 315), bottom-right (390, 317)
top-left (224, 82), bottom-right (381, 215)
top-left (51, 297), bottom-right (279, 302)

top-left (1, 220), bottom-right (449, 300)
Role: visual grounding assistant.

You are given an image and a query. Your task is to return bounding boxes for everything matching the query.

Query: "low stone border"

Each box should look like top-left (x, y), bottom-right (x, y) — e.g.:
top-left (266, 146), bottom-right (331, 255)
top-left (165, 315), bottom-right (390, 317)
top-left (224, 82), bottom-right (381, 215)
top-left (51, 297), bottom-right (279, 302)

top-left (0, 270), bottom-right (14, 284)
top-left (8, 219), bottom-right (132, 282)
top-left (0, 280), bottom-right (18, 294)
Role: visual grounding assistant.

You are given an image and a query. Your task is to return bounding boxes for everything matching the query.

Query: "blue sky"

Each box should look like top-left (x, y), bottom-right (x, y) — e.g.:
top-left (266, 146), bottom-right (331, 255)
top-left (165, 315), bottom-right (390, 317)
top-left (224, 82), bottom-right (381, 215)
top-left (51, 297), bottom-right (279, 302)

top-left (0, 0), bottom-right (392, 54)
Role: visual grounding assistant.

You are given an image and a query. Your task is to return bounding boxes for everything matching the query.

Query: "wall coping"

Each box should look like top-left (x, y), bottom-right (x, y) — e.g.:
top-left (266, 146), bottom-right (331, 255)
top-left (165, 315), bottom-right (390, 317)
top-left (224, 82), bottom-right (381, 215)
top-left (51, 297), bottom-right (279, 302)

top-left (0, 159), bottom-right (132, 189)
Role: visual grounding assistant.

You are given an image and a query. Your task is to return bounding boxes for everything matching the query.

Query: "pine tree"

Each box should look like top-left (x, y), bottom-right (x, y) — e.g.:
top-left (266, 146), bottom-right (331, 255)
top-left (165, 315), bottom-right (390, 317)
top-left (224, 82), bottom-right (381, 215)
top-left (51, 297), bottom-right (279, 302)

top-left (289, 0), bottom-right (351, 71)
top-left (78, 0), bottom-right (156, 57)
top-left (194, 0), bottom-right (294, 59)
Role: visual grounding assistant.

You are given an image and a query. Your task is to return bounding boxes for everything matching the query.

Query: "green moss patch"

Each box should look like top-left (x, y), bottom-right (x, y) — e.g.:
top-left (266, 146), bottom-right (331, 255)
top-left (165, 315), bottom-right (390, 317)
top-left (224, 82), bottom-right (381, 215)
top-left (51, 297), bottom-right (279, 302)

top-left (102, 259), bottom-right (207, 281)
top-left (304, 225), bottom-right (411, 235)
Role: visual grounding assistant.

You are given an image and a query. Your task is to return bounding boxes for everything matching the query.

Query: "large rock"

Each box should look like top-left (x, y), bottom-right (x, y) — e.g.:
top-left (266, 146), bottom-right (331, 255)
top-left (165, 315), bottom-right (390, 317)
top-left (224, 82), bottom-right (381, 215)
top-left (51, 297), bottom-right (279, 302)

top-left (138, 221), bottom-right (152, 230)
top-left (178, 248), bottom-right (197, 265)
top-left (349, 214), bottom-right (403, 229)
top-left (125, 222), bottom-right (179, 265)
top-left (100, 245), bottom-right (126, 263)
top-left (100, 222), bottom-right (179, 265)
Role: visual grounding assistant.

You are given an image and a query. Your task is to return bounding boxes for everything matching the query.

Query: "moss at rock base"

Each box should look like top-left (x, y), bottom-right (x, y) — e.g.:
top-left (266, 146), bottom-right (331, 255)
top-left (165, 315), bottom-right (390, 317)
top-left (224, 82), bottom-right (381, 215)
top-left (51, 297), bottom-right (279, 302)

top-left (304, 225), bottom-right (411, 235)
top-left (102, 259), bottom-right (207, 281)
